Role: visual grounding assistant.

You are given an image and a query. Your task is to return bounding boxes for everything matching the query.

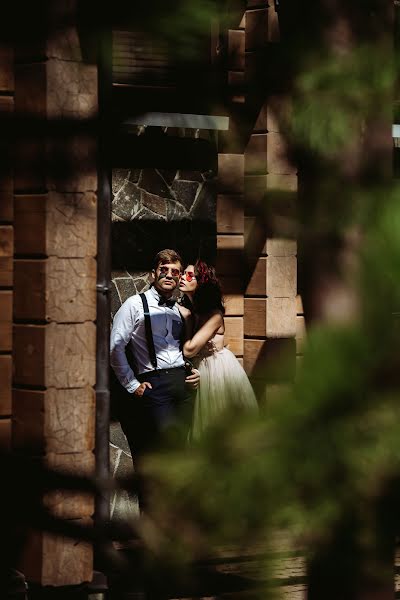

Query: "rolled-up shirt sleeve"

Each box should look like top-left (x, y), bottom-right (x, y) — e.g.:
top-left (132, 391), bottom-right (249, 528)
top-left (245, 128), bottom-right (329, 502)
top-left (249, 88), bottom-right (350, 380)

top-left (110, 300), bottom-right (141, 394)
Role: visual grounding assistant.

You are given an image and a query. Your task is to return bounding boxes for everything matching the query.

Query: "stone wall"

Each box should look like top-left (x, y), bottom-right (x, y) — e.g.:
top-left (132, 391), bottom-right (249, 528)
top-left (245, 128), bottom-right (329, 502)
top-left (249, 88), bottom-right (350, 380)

top-left (111, 127), bottom-right (217, 317)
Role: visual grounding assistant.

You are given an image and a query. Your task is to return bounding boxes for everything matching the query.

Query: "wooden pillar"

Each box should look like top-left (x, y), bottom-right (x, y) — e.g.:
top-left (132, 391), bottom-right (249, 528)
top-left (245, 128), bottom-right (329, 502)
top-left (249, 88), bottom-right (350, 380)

top-left (216, 8), bottom-right (247, 364)
top-left (243, 0), bottom-right (298, 403)
top-left (12, 0), bottom-right (97, 586)
top-left (217, 154), bottom-right (245, 363)
top-left (0, 42), bottom-right (14, 450)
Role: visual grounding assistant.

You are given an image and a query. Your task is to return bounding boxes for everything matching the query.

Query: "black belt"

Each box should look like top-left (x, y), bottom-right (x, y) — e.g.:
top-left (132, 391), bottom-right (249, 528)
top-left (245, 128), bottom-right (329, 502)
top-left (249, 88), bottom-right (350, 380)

top-left (141, 366), bottom-right (186, 378)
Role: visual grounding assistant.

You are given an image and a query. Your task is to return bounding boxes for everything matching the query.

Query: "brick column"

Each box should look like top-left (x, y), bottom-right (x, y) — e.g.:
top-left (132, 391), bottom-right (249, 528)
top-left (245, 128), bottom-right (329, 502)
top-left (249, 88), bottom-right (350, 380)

top-left (12, 1), bottom-right (97, 586)
top-left (243, 1), bottom-right (298, 402)
top-left (0, 43), bottom-right (14, 449)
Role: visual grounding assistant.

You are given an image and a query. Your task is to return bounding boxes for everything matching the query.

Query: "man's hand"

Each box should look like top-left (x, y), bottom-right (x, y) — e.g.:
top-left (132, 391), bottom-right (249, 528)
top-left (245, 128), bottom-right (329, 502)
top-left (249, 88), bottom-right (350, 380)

top-left (134, 382), bottom-right (152, 397)
top-left (185, 368), bottom-right (200, 390)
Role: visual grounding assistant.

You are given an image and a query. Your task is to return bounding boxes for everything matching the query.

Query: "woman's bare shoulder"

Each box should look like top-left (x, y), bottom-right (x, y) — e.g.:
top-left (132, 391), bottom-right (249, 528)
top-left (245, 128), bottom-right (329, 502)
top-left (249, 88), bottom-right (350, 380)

top-left (201, 310), bottom-right (224, 326)
top-left (178, 305), bottom-right (192, 319)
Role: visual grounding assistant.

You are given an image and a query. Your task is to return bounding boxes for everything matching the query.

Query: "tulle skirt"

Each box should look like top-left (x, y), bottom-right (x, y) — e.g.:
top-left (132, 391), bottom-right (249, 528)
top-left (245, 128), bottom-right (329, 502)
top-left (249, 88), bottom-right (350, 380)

top-left (191, 347), bottom-right (258, 439)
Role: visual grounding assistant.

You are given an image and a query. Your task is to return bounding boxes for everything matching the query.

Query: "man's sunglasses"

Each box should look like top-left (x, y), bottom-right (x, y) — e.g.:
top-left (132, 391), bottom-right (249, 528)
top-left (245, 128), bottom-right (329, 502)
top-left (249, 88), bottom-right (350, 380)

top-left (182, 271), bottom-right (196, 282)
top-left (158, 266), bottom-right (181, 277)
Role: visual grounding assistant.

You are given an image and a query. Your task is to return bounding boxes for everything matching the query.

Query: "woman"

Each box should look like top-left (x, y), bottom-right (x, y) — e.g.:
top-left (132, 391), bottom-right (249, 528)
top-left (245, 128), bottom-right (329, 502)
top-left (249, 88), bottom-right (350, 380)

top-left (179, 260), bottom-right (258, 439)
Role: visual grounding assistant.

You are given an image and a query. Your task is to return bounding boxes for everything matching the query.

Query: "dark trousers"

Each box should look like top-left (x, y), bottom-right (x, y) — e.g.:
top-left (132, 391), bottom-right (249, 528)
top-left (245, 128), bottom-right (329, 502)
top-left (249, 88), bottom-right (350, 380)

top-left (112, 367), bottom-right (194, 509)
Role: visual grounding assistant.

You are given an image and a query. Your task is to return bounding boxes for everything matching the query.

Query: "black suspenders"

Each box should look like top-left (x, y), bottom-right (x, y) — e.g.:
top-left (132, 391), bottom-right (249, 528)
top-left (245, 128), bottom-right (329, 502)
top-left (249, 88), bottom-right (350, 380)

top-left (139, 292), bottom-right (186, 372)
top-left (139, 293), bottom-right (158, 370)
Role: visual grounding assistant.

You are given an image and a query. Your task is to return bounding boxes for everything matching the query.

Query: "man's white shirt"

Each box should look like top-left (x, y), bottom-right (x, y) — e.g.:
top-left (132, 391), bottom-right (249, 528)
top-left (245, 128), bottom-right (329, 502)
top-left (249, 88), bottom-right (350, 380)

top-left (110, 286), bottom-right (185, 394)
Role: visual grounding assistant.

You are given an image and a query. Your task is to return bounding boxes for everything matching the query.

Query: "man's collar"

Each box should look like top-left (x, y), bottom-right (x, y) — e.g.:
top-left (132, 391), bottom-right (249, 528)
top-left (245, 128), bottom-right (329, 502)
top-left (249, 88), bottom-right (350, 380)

top-left (148, 285), bottom-right (175, 305)
top-left (148, 285), bottom-right (161, 301)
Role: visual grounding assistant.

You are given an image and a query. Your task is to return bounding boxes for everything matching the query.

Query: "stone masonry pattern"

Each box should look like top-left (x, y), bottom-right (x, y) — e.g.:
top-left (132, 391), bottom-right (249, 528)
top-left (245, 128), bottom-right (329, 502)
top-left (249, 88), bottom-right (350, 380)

top-left (111, 127), bottom-right (217, 318)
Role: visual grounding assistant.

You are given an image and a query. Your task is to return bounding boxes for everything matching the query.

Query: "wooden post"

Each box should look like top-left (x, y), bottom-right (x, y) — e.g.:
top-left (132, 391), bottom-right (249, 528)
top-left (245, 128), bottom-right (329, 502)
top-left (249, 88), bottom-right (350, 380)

top-left (217, 154), bottom-right (245, 361)
top-left (243, 1), bottom-right (298, 405)
top-left (13, 0), bottom-right (98, 586)
top-left (0, 43), bottom-right (14, 450)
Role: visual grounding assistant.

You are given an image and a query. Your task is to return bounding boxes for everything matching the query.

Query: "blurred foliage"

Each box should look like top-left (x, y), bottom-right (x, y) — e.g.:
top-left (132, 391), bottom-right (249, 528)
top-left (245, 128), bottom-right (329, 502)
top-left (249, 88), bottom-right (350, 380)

top-left (290, 44), bottom-right (394, 159)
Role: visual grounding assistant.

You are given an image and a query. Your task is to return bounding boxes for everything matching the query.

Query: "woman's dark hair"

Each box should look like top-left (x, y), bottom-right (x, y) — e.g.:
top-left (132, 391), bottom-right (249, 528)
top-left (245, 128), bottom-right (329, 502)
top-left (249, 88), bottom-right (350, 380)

top-left (191, 260), bottom-right (225, 315)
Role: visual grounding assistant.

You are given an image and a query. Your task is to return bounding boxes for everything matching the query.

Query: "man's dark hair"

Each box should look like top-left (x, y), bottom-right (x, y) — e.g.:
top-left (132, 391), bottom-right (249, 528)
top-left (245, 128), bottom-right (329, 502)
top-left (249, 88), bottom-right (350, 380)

top-left (152, 249), bottom-right (182, 271)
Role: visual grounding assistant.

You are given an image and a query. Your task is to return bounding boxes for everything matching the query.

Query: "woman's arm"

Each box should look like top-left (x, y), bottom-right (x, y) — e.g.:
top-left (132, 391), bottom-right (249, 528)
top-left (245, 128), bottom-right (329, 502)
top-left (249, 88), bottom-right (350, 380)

top-left (183, 311), bottom-right (224, 358)
top-left (178, 305), bottom-right (194, 341)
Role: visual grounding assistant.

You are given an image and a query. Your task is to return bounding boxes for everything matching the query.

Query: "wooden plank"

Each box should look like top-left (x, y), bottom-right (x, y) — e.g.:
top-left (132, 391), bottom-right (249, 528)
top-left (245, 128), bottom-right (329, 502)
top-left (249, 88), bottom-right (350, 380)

top-left (0, 225), bottom-right (13, 254)
top-left (14, 193), bottom-right (97, 257)
top-left (296, 294), bottom-right (304, 315)
top-left (14, 257), bottom-right (96, 322)
top-left (19, 521), bottom-right (93, 586)
top-left (44, 322), bottom-right (96, 388)
top-left (266, 172), bottom-right (298, 193)
top-left (267, 133), bottom-right (296, 175)
top-left (245, 217), bottom-right (297, 258)
top-left (217, 194), bottom-right (244, 234)
top-left (245, 296), bottom-right (297, 338)
top-left (0, 45), bottom-right (14, 92)
top-left (44, 451), bottom-right (95, 519)
top-left (266, 238), bottom-right (297, 257)
top-left (224, 294), bottom-right (244, 316)
top-left (14, 195), bottom-right (47, 255)
top-left (245, 175), bottom-right (268, 208)
top-left (245, 257), bottom-right (266, 296)
top-left (13, 322), bottom-right (96, 388)
top-left (224, 295), bottom-right (244, 317)
top-left (245, 8), bottom-right (269, 51)
top-left (47, 192), bottom-right (96, 257)
top-left (13, 387), bottom-right (95, 454)
top-left (267, 5), bottom-right (280, 42)
top-left (253, 102), bottom-right (268, 133)
top-left (0, 96), bottom-right (14, 223)
top-left (0, 355), bottom-right (12, 416)
top-left (0, 225), bottom-right (13, 286)
top-left (245, 134), bottom-right (267, 175)
top-left (246, 0), bottom-right (268, 8)
top-left (246, 256), bottom-right (297, 297)
top-left (0, 290), bottom-right (12, 351)
top-left (220, 276), bottom-right (244, 316)
top-left (228, 71), bottom-right (245, 104)
top-left (296, 315), bottom-right (306, 355)
top-left (244, 215), bottom-right (267, 257)
top-left (0, 191), bottom-right (13, 224)
top-left (244, 337), bottom-right (296, 381)
top-left (15, 63), bottom-right (97, 192)
top-left (14, 259), bottom-right (47, 320)
top-left (266, 297), bottom-right (297, 338)
top-left (244, 297), bottom-right (266, 337)
top-left (217, 233), bottom-right (245, 248)
top-left (217, 234), bottom-right (244, 277)
top-left (15, 2), bottom-right (83, 63)
top-left (13, 325), bottom-right (46, 386)
top-left (257, 382), bottom-right (293, 407)
top-left (224, 316), bottom-right (244, 356)
top-left (228, 30), bottom-right (245, 71)
top-left (218, 154), bottom-right (244, 193)
top-left (244, 338), bottom-right (265, 376)
top-left (245, 133), bottom-right (296, 176)
top-left (0, 418), bottom-right (11, 449)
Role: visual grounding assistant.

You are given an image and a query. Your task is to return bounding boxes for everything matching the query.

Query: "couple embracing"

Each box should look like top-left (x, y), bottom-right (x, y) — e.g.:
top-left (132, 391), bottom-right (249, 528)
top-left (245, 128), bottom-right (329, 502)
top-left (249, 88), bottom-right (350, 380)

top-left (110, 249), bottom-right (257, 507)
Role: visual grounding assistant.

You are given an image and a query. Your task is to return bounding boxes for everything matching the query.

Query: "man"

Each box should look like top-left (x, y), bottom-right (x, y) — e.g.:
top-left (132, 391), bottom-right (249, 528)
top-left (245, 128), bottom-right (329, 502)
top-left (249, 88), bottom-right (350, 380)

top-left (110, 249), bottom-right (199, 504)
